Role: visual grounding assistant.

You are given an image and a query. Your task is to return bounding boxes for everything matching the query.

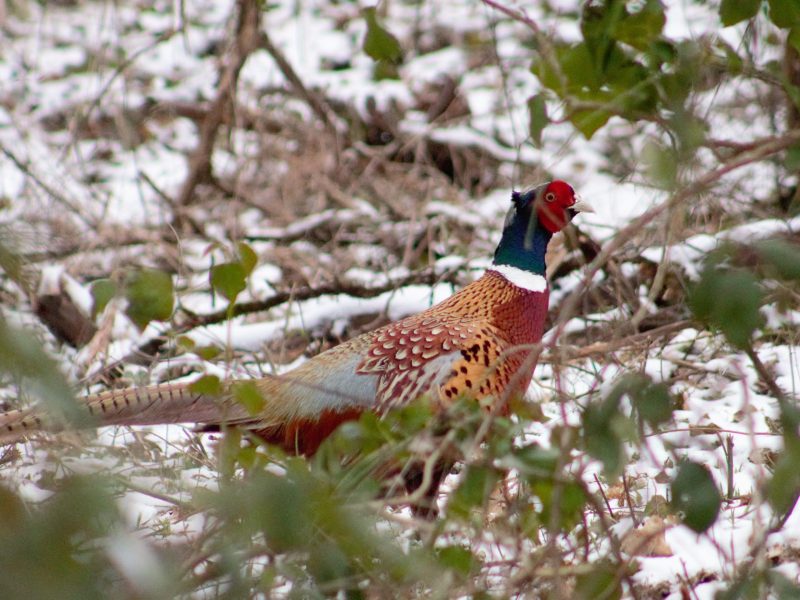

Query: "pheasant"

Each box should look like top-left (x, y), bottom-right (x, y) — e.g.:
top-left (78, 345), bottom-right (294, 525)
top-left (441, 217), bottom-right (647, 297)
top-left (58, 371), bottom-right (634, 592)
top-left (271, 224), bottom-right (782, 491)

top-left (0, 181), bottom-right (590, 454)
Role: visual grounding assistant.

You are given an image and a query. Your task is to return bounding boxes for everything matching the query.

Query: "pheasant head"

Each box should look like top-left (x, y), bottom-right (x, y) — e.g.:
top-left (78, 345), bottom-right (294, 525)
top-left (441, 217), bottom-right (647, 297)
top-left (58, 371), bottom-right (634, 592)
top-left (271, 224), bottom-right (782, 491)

top-left (493, 180), bottom-right (592, 278)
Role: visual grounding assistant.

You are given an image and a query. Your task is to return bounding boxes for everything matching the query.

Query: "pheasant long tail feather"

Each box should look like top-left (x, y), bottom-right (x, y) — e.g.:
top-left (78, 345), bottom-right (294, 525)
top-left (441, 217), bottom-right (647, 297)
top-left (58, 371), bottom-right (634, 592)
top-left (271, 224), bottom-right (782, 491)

top-left (0, 382), bottom-right (254, 444)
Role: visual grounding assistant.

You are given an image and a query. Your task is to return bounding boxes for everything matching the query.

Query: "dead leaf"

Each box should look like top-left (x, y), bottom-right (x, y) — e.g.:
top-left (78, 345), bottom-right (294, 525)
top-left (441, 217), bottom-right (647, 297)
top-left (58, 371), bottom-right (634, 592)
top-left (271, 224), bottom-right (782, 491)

top-left (620, 516), bottom-right (673, 557)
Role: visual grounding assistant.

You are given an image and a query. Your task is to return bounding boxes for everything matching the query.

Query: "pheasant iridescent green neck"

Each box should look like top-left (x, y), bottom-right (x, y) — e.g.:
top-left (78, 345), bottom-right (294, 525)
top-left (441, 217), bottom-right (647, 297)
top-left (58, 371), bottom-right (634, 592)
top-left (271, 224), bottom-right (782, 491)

top-left (491, 208), bottom-right (552, 289)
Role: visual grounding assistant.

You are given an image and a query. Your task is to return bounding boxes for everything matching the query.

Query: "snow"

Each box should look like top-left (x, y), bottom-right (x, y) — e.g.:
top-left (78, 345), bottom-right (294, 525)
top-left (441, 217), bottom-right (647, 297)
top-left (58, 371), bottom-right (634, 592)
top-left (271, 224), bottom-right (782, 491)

top-left (0, 0), bottom-right (798, 596)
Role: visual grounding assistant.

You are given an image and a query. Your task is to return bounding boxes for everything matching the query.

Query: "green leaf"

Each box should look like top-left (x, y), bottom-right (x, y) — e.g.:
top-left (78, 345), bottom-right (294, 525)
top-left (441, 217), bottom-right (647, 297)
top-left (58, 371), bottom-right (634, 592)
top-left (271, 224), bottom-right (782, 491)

top-left (362, 7), bottom-right (402, 64)
top-left (189, 374), bottom-right (222, 396)
top-left (642, 140), bottom-right (678, 188)
top-left (720, 0), bottom-right (761, 26)
top-left (636, 380), bottom-right (672, 427)
top-left (574, 561), bottom-right (622, 600)
top-left (90, 278), bottom-right (117, 318)
top-left (252, 471), bottom-right (314, 552)
top-left (789, 27), bottom-right (800, 54)
top-left (769, 570), bottom-right (800, 598)
top-left (583, 398), bottom-right (628, 478)
top-left (527, 94), bottom-right (548, 147)
top-left (671, 461), bottom-right (721, 533)
top-left (614, 0), bottom-right (666, 51)
top-left (237, 241), bottom-right (258, 275)
top-left (570, 108), bottom-right (613, 139)
top-left (124, 268), bottom-right (174, 330)
top-left (531, 40), bottom-right (655, 138)
top-left (0, 318), bottom-right (80, 424)
top-left (689, 267), bottom-right (764, 350)
top-left (531, 479), bottom-right (587, 530)
top-left (448, 465), bottom-right (498, 519)
top-left (610, 373), bottom-right (673, 428)
top-left (0, 237), bottom-right (32, 293)
top-left (195, 344), bottom-right (222, 360)
top-left (502, 443), bottom-right (560, 480)
top-left (756, 239), bottom-right (800, 280)
top-left (210, 262), bottom-right (247, 302)
top-left (176, 335), bottom-right (195, 351)
top-left (787, 144), bottom-right (800, 171)
top-left (232, 381), bottom-right (264, 416)
top-left (765, 453), bottom-right (800, 514)
top-left (437, 545), bottom-right (475, 575)
top-left (768, 0), bottom-right (800, 28)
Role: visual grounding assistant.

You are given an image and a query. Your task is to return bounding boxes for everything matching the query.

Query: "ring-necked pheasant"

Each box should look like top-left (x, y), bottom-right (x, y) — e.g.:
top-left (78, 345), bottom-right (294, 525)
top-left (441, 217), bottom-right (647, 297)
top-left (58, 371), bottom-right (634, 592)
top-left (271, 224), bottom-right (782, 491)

top-left (0, 181), bottom-right (590, 453)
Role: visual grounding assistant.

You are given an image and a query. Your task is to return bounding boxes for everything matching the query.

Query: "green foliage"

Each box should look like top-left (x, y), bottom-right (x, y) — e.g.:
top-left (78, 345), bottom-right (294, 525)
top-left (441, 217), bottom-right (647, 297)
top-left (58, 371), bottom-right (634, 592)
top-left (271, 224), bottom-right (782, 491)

top-left (767, 0), bottom-right (800, 29)
top-left (716, 569), bottom-right (800, 599)
top-left (612, 373), bottom-right (673, 428)
top-left (210, 243), bottom-right (258, 304)
top-left (526, 0), bottom-right (799, 151)
top-left (436, 545), bottom-right (475, 576)
top-left (188, 374), bottom-right (223, 396)
top-left (362, 8), bottom-right (402, 63)
top-left (719, 0), bottom-right (761, 26)
top-left (0, 476), bottom-right (177, 600)
top-left (689, 266), bottom-right (764, 350)
top-left (0, 317), bottom-right (80, 424)
top-left (210, 262), bottom-right (247, 302)
top-left (449, 464), bottom-right (499, 519)
top-left (362, 7), bottom-right (402, 79)
top-left (527, 93), bottom-right (548, 146)
top-left (195, 450), bottom-right (448, 595)
top-left (232, 380), bottom-right (265, 415)
top-left (642, 140), bottom-right (678, 189)
top-left (755, 239), bottom-right (800, 281)
top-left (124, 268), bottom-right (175, 330)
top-left (574, 561), bottom-right (622, 600)
top-left (90, 278), bottom-right (117, 318)
top-left (0, 234), bottom-right (32, 293)
top-left (583, 392), bottom-right (628, 478)
top-left (583, 373), bottom-right (672, 478)
top-left (765, 452), bottom-right (800, 514)
top-left (237, 241), bottom-right (258, 275)
top-left (531, 0), bottom-right (665, 137)
top-left (670, 461), bottom-right (721, 533)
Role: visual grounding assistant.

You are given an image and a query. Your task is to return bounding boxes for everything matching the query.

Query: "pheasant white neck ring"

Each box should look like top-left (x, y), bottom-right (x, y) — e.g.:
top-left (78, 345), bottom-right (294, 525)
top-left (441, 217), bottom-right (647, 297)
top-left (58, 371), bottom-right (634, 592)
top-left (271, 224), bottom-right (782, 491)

top-left (489, 264), bottom-right (547, 293)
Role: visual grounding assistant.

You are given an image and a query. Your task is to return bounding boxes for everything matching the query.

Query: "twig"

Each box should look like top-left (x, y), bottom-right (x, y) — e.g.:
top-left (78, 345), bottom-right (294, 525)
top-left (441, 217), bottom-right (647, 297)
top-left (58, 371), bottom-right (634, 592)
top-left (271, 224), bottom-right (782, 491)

top-left (114, 476), bottom-right (193, 511)
top-left (622, 472), bottom-right (639, 527)
top-left (540, 319), bottom-right (692, 363)
top-left (0, 144), bottom-right (95, 228)
top-left (173, 0), bottom-right (261, 214)
top-left (744, 344), bottom-right (788, 403)
top-left (725, 435), bottom-right (734, 500)
top-left (259, 31), bottom-right (345, 142)
top-left (594, 473), bottom-right (615, 519)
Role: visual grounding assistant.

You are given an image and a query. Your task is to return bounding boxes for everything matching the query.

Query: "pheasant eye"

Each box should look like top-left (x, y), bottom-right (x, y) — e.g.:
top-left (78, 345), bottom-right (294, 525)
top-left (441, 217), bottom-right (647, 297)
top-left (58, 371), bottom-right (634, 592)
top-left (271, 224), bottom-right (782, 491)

top-left (544, 192), bottom-right (556, 203)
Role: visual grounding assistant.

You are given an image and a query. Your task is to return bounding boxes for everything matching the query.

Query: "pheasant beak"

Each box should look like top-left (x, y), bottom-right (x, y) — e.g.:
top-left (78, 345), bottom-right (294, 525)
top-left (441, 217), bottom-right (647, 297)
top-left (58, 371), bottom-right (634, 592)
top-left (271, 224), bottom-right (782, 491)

top-left (566, 196), bottom-right (594, 221)
top-left (570, 196), bottom-right (594, 214)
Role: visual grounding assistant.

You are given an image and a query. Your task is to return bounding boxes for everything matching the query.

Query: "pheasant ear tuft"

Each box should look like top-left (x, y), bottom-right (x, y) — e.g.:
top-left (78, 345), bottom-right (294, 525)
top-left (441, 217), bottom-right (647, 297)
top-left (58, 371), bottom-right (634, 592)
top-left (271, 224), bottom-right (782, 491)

top-left (511, 191), bottom-right (522, 207)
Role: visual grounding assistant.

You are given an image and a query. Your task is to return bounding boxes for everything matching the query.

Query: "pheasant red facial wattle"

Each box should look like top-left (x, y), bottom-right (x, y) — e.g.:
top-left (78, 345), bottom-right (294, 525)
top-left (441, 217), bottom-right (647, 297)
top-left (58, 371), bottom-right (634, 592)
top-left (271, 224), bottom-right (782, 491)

top-left (0, 182), bottom-right (591, 456)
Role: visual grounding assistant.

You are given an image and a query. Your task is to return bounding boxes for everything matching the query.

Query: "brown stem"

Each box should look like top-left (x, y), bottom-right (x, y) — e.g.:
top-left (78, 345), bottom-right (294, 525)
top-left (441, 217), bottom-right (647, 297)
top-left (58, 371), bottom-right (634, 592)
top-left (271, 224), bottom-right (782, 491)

top-left (744, 344), bottom-right (787, 403)
top-left (173, 0), bottom-right (261, 217)
top-left (259, 31), bottom-right (344, 143)
top-left (593, 473), bottom-right (615, 519)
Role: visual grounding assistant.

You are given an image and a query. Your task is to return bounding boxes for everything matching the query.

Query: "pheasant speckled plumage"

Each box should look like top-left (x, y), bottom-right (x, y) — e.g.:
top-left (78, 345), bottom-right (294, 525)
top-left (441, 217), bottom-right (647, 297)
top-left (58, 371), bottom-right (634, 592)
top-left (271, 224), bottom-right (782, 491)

top-left (0, 181), bottom-right (591, 455)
